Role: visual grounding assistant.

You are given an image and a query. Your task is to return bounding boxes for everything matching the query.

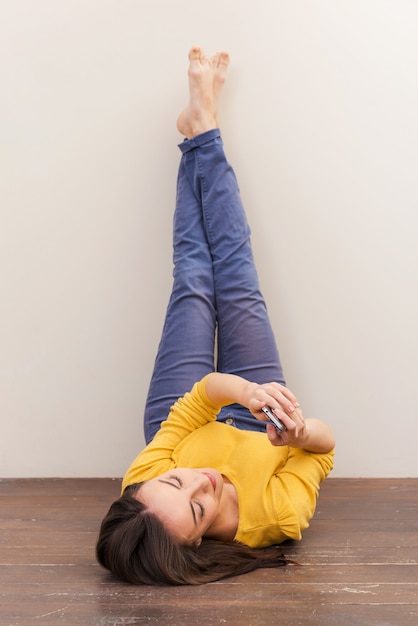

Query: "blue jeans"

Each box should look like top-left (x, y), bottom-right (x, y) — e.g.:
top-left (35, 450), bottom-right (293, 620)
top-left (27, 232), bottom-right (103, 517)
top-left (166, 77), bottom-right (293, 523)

top-left (144, 129), bottom-right (285, 443)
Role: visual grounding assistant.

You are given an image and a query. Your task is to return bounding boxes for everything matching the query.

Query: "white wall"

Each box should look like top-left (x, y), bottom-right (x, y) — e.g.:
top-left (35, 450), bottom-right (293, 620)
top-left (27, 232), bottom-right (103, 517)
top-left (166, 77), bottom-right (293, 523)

top-left (1, 0), bottom-right (417, 478)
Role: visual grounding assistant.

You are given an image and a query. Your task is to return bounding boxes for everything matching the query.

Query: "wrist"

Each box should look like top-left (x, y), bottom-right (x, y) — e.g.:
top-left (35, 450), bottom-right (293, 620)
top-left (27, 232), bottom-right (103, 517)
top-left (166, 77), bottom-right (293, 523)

top-left (242, 380), bottom-right (259, 412)
top-left (299, 422), bottom-right (311, 449)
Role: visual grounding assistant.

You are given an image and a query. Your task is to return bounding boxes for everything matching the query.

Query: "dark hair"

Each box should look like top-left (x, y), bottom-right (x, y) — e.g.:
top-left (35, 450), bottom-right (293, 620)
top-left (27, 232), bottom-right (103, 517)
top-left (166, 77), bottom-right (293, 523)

top-left (96, 483), bottom-right (290, 585)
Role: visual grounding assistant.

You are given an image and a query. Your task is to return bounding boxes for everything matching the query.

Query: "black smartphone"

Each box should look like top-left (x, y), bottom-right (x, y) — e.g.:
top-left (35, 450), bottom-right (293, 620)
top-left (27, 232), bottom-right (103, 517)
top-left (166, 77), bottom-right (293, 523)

top-left (261, 406), bottom-right (287, 433)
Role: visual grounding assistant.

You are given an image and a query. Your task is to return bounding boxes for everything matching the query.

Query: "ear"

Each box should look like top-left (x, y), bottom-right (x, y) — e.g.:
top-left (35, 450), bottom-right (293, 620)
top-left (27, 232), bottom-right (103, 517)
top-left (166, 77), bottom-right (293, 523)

top-left (193, 537), bottom-right (202, 548)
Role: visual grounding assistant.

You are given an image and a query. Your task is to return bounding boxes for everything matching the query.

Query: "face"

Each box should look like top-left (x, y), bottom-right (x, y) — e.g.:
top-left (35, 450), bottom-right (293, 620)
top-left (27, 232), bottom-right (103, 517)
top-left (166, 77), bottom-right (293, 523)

top-left (138, 467), bottom-right (223, 546)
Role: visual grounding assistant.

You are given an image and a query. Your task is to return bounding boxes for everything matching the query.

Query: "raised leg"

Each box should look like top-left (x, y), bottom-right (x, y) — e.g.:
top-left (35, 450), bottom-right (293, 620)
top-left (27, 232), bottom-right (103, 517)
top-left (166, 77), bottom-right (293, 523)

top-left (143, 148), bottom-right (217, 443)
top-left (181, 132), bottom-right (286, 431)
top-left (144, 48), bottom-right (220, 443)
top-left (144, 47), bottom-right (285, 440)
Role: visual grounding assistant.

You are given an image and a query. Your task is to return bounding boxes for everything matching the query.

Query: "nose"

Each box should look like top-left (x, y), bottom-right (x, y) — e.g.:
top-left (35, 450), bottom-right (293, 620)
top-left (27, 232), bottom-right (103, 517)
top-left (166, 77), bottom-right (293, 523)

top-left (188, 472), bottom-right (210, 497)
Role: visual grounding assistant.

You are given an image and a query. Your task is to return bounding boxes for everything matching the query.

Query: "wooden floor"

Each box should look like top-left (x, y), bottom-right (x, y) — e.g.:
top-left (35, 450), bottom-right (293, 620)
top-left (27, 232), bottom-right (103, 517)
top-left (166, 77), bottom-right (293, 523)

top-left (1, 478), bottom-right (417, 626)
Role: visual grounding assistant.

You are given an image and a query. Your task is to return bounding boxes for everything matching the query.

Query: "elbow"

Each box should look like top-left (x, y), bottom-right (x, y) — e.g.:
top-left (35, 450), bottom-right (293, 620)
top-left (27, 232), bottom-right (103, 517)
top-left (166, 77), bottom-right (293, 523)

top-left (321, 431), bottom-right (336, 454)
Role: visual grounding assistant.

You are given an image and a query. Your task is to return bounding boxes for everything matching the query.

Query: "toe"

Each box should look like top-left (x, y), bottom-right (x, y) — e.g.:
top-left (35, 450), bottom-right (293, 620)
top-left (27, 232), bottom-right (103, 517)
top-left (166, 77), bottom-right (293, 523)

top-left (189, 45), bottom-right (202, 62)
top-left (218, 51), bottom-right (230, 69)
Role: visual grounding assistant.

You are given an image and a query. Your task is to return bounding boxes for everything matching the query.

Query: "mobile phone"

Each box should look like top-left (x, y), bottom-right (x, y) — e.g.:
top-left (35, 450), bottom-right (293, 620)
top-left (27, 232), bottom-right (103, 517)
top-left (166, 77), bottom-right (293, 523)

top-left (261, 406), bottom-right (287, 433)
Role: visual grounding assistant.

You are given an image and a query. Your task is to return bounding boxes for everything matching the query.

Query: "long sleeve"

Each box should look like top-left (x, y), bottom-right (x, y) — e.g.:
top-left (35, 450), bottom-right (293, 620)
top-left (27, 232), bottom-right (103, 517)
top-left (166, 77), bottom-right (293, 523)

top-left (232, 445), bottom-right (334, 547)
top-left (121, 375), bottom-right (220, 492)
top-left (273, 446), bottom-right (335, 540)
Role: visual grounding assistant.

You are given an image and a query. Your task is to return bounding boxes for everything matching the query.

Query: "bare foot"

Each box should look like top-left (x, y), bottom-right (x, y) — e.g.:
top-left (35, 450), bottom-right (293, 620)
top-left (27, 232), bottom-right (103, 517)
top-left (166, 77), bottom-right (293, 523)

top-left (211, 51), bottom-right (230, 125)
top-left (177, 46), bottom-right (229, 139)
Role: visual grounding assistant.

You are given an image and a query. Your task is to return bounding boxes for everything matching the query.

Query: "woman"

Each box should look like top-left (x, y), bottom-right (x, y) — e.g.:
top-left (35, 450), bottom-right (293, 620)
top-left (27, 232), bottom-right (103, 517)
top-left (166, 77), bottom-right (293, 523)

top-left (96, 47), bottom-right (335, 586)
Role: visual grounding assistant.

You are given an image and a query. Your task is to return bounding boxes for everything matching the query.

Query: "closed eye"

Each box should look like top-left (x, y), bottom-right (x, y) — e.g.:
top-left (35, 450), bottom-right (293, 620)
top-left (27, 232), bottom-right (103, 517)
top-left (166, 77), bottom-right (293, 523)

top-left (167, 474), bottom-right (204, 523)
top-left (170, 474), bottom-right (183, 487)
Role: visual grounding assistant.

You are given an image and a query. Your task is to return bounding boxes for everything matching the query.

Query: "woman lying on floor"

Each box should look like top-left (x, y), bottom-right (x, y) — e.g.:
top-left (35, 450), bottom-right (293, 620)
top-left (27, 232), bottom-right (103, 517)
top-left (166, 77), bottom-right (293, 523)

top-left (96, 46), bottom-right (335, 586)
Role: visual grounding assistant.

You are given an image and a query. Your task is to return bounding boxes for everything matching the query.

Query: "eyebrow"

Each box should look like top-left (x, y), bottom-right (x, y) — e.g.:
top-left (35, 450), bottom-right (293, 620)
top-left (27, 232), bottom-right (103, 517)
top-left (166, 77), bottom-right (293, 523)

top-left (157, 479), bottom-right (197, 526)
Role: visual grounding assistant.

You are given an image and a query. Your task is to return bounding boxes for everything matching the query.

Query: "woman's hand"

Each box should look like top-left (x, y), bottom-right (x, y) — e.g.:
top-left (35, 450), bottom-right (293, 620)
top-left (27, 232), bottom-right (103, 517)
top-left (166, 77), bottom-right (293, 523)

top-left (264, 407), bottom-right (308, 448)
top-left (246, 381), bottom-right (307, 445)
top-left (246, 381), bottom-right (335, 453)
top-left (204, 374), bottom-right (335, 453)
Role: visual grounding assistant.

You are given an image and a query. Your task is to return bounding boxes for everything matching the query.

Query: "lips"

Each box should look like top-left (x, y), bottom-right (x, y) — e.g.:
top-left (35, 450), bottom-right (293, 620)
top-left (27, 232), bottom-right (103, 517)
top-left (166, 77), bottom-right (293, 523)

top-left (203, 472), bottom-right (216, 492)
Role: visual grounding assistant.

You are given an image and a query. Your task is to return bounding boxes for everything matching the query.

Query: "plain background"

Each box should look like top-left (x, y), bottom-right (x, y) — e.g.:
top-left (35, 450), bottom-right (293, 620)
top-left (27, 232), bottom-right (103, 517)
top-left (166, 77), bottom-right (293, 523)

top-left (1, 0), bottom-right (417, 478)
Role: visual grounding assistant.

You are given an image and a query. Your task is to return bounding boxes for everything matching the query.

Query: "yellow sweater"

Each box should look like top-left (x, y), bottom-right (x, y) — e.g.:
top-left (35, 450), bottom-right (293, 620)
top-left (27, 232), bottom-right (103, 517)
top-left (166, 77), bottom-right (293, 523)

top-left (122, 375), bottom-right (334, 548)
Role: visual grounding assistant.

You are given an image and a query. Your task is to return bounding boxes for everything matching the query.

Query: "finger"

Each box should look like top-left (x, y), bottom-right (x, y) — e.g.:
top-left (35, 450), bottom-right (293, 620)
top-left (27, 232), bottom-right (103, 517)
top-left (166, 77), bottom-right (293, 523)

top-left (270, 383), bottom-right (300, 408)
top-left (266, 423), bottom-right (287, 446)
top-left (277, 409), bottom-right (307, 441)
top-left (265, 385), bottom-right (299, 414)
top-left (278, 407), bottom-right (305, 427)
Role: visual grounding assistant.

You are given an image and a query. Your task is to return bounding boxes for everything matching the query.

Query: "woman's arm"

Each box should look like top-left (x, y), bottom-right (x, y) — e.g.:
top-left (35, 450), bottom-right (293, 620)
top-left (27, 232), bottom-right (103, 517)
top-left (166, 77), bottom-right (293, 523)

top-left (266, 415), bottom-right (335, 453)
top-left (204, 372), bottom-right (335, 454)
top-left (204, 372), bottom-right (299, 413)
top-left (122, 375), bottom-right (222, 491)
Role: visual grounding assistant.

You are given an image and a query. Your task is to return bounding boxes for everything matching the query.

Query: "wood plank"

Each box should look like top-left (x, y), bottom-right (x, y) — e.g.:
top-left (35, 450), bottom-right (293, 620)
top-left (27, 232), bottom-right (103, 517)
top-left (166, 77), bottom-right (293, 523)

top-left (1, 585), bottom-right (418, 626)
top-left (2, 562), bottom-right (418, 584)
top-left (1, 477), bottom-right (417, 626)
